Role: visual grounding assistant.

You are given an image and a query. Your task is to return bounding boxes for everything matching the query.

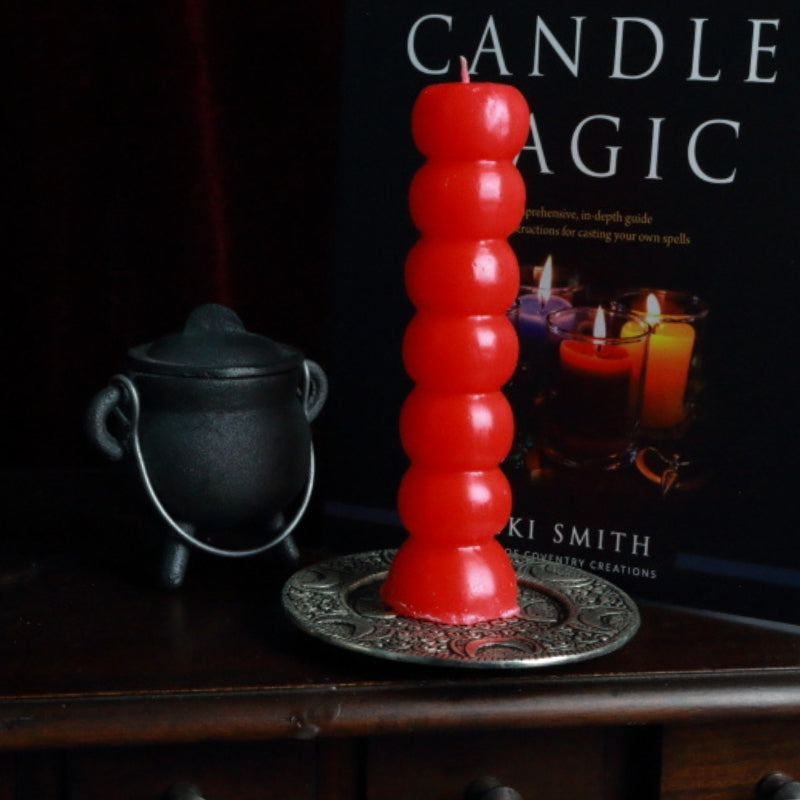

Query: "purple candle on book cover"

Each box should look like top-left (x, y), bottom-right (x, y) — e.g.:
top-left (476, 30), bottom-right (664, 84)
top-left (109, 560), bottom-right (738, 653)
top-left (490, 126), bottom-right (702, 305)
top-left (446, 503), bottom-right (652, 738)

top-left (515, 256), bottom-right (572, 354)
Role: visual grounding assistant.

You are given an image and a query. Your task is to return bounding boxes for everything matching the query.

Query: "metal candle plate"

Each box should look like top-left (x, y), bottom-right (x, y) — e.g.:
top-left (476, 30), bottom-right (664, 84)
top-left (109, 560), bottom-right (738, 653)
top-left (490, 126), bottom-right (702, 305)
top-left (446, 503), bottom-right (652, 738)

top-left (282, 550), bottom-right (640, 669)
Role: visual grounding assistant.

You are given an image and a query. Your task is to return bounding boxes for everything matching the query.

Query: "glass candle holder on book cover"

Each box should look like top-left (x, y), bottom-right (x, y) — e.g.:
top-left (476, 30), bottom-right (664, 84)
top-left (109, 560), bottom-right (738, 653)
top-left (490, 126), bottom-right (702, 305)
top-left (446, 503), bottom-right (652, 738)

top-left (613, 289), bottom-right (709, 437)
top-left (505, 256), bottom-right (583, 442)
top-left (543, 306), bottom-right (649, 469)
top-left (510, 256), bottom-right (583, 371)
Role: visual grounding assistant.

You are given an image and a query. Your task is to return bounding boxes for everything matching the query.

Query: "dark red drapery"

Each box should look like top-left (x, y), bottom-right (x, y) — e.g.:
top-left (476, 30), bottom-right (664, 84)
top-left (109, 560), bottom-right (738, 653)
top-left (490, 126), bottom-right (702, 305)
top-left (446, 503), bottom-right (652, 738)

top-left (1, 1), bottom-right (343, 468)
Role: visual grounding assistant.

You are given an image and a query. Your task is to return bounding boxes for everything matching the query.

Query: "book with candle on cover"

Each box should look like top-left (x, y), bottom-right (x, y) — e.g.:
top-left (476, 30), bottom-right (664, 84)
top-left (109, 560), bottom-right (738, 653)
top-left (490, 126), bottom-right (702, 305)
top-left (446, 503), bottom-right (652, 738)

top-left (321, 0), bottom-right (800, 624)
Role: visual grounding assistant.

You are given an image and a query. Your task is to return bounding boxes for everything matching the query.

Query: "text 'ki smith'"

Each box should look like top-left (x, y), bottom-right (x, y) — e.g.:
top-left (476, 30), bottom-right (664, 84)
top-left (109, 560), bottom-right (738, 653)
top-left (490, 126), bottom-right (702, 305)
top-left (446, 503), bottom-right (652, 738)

top-left (506, 517), bottom-right (651, 559)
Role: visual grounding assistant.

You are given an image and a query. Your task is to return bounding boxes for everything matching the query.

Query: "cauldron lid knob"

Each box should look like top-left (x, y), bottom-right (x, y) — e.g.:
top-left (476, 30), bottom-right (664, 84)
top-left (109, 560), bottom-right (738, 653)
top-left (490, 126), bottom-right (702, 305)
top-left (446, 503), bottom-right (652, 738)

top-left (184, 303), bottom-right (247, 335)
top-left (125, 303), bottom-right (303, 378)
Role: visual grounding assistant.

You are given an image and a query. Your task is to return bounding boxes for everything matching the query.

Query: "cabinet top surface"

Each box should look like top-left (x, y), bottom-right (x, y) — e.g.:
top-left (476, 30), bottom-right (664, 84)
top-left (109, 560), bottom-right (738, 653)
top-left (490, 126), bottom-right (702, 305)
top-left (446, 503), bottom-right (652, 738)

top-left (1, 468), bottom-right (799, 749)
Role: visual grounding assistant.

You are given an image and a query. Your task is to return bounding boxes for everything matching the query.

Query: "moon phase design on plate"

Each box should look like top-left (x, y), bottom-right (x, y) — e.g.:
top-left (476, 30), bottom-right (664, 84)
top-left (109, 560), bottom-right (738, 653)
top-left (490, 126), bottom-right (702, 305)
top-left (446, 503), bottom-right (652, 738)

top-left (282, 550), bottom-right (640, 669)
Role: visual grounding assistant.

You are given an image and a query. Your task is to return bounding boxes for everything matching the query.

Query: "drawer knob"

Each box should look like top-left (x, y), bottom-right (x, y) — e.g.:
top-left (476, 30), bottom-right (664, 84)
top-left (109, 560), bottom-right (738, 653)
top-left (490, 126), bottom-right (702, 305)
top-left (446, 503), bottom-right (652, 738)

top-left (162, 784), bottom-right (206, 800)
top-left (758, 772), bottom-right (800, 800)
top-left (464, 776), bottom-right (524, 800)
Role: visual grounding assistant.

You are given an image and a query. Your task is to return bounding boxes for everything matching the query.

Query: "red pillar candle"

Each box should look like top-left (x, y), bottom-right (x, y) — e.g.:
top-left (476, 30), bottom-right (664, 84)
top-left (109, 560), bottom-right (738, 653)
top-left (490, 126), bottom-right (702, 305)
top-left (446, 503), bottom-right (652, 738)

top-left (381, 60), bottom-right (529, 625)
top-left (557, 340), bottom-right (633, 441)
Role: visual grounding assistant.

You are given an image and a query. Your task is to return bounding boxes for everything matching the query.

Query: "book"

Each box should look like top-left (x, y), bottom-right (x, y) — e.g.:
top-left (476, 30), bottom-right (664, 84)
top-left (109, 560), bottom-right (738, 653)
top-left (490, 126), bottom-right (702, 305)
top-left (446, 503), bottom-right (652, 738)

top-left (322, 0), bottom-right (800, 624)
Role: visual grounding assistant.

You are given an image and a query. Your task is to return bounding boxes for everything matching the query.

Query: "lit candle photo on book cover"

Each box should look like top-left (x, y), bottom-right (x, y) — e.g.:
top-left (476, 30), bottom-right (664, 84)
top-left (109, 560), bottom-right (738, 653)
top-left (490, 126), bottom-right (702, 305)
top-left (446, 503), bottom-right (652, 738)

top-left (542, 305), bottom-right (649, 470)
top-left (616, 288), bottom-right (709, 434)
top-left (515, 256), bottom-right (573, 356)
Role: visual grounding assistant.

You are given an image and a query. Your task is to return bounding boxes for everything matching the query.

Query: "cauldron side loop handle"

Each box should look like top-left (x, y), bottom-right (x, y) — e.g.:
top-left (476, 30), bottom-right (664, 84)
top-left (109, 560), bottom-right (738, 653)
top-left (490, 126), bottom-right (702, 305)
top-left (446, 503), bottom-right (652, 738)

top-left (112, 374), bottom-right (315, 559)
top-left (85, 382), bottom-right (128, 460)
top-left (302, 359), bottom-right (328, 422)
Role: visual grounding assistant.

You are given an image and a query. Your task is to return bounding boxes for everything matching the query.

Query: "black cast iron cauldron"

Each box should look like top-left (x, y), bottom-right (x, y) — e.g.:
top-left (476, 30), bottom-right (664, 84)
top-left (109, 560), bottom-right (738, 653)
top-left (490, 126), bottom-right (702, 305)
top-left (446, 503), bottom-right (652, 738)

top-left (86, 303), bottom-right (328, 587)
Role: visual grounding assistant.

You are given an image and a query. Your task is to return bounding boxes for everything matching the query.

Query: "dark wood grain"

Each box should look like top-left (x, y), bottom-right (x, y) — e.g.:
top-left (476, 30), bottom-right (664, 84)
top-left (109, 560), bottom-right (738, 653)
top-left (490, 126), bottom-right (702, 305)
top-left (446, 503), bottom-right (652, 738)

top-left (66, 741), bottom-right (318, 800)
top-left (366, 729), bottom-right (635, 800)
top-left (2, 471), bottom-right (800, 755)
top-left (2, 472), bottom-right (800, 798)
top-left (661, 720), bottom-right (800, 800)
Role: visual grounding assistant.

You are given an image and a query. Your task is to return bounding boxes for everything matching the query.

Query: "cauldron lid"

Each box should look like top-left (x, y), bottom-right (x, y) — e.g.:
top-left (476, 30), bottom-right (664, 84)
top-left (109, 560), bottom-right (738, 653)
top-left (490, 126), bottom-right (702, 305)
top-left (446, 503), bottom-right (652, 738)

top-left (126, 304), bottom-right (303, 377)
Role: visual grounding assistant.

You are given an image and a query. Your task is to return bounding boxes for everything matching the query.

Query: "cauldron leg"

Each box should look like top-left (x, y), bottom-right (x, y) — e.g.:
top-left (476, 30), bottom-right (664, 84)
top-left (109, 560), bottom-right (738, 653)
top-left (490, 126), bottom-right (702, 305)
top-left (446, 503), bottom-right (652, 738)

top-left (270, 513), bottom-right (300, 568)
top-left (159, 526), bottom-right (193, 589)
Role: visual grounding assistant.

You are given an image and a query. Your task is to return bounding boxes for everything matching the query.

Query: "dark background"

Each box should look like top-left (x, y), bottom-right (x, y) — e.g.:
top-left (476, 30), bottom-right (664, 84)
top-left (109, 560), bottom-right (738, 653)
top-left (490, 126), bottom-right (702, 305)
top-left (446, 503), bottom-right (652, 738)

top-left (2, 2), bottom-right (343, 471)
top-left (4, 3), bottom-right (800, 622)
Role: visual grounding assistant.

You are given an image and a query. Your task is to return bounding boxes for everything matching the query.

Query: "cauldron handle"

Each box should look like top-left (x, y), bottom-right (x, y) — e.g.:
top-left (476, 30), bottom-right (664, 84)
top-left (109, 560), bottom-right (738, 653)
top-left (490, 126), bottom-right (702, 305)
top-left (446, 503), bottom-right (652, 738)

top-left (302, 359), bottom-right (328, 422)
top-left (85, 384), bottom-right (128, 460)
top-left (110, 373), bottom-right (317, 561)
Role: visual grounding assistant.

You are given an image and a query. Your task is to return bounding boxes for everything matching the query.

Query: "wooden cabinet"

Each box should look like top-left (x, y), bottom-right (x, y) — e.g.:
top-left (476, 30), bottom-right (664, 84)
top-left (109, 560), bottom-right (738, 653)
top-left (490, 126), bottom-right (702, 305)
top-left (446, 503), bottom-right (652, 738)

top-left (661, 720), bottom-right (800, 800)
top-left (64, 742), bottom-right (317, 800)
top-left (366, 728), bottom-right (646, 800)
top-left (2, 477), bottom-right (800, 799)
top-left (6, 723), bottom-right (794, 799)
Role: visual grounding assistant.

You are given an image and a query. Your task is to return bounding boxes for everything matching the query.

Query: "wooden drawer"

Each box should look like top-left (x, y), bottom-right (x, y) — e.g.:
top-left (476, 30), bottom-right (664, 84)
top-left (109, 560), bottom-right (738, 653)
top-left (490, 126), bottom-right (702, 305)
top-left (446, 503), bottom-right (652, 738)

top-left (367, 727), bottom-right (659, 800)
top-left (7, 751), bottom-right (63, 800)
top-left (64, 740), bottom-right (318, 800)
top-left (0, 753), bottom-right (19, 800)
top-left (661, 719), bottom-right (800, 800)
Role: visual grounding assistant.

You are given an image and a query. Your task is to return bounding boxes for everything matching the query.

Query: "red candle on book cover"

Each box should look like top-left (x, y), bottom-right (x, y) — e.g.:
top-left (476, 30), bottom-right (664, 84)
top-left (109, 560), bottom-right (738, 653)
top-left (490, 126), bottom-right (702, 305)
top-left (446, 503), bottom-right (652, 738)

top-left (381, 58), bottom-right (529, 624)
top-left (557, 308), bottom-right (633, 440)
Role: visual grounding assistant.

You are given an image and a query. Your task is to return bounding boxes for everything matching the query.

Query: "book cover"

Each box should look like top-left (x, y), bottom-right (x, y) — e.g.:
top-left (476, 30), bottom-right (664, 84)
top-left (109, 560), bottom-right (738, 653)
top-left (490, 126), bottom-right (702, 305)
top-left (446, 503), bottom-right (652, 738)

top-left (322, 0), bottom-right (800, 623)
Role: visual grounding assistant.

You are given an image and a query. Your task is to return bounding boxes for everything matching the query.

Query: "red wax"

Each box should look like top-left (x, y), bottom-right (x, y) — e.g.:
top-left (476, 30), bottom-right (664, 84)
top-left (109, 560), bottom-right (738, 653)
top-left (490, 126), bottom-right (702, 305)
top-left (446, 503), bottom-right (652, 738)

top-left (404, 239), bottom-right (519, 315)
top-left (380, 537), bottom-right (518, 627)
top-left (402, 312), bottom-right (518, 392)
top-left (397, 465), bottom-right (512, 543)
top-left (560, 340), bottom-right (631, 376)
top-left (409, 160), bottom-right (526, 239)
top-left (411, 77), bottom-right (530, 160)
top-left (381, 66), bottom-right (529, 624)
top-left (556, 341), bottom-right (633, 440)
top-left (400, 389), bottom-right (514, 469)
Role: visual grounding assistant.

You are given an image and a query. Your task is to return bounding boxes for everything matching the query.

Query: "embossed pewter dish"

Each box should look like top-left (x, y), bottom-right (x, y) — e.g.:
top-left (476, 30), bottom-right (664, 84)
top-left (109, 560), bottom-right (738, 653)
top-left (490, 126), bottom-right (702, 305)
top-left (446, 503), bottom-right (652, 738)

top-left (282, 550), bottom-right (640, 668)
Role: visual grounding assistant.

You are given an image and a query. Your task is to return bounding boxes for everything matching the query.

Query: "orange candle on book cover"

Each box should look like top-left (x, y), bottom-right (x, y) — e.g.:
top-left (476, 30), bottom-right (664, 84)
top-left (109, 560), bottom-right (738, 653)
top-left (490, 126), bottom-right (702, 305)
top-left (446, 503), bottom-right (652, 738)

top-left (381, 58), bottom-right (529, 625)
top-left (616, 289), bottom-right (708, 433)
top-left (639, 293), bottom-right (695, 429)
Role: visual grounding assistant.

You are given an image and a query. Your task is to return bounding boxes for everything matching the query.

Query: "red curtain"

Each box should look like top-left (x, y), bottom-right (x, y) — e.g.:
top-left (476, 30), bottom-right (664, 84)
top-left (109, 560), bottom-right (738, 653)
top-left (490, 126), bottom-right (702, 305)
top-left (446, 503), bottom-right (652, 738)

top-left (1, 2), bottom-right (343, 467)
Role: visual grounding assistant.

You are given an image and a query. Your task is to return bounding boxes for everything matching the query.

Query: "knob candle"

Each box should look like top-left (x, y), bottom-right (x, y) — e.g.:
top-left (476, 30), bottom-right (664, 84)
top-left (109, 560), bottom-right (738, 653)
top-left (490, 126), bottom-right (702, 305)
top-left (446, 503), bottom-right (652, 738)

top-left (381, 60), bottom-right (529, 624)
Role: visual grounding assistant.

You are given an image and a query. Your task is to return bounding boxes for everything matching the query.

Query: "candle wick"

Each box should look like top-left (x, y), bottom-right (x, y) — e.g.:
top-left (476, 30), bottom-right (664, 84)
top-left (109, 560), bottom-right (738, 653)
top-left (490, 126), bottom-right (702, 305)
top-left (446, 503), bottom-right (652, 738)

top-left (459, 56), bottom-right (470, 83)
